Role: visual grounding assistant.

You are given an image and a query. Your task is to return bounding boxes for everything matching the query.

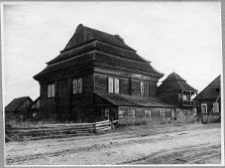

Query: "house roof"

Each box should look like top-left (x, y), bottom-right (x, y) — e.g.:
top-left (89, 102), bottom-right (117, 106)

top-left (94, 53), bottom-right (163, 77)
top-left (163, 72), bottom-right (186, 83)
top-left (34, 52), bottom-right (163, 79)
top-left (47, 41), bottom-right (148, 65)
top-left (63, 24), bottom-right (135, 52)
top-left (34, 24), bottom-right (163, 80)
top-left (94, 92), bottom-right (176, 108)
top-left (195, 75), bottom-right (220, 100)
top-left (158, 72), bottom-right (197, 92)
top-left (5, 96), bottom-right (33, 112)
top-left (29, 97), bottom-right (40, 110)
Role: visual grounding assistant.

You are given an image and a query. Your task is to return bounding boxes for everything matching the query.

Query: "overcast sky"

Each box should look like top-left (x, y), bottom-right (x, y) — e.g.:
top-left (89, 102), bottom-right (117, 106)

top-left (3, 2), bottom-right (222, 105)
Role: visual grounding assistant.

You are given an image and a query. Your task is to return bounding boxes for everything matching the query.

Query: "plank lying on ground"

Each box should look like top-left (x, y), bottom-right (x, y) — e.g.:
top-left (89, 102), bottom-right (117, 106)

top-left (95, 125), bottom-right (111, 129)
top-left (96, 126), bottom-right (112, 131)
top-left (96, 127), bottom-right (112, 133)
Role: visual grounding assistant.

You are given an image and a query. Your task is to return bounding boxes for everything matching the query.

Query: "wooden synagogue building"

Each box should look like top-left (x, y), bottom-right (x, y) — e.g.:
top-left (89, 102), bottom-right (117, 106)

top-left (34, 24), bottom-right (198, 123)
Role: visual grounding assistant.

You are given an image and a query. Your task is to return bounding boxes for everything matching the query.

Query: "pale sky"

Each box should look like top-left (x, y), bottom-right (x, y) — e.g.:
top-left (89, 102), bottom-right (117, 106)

top-left (3, 2), bottom-right (223, 105)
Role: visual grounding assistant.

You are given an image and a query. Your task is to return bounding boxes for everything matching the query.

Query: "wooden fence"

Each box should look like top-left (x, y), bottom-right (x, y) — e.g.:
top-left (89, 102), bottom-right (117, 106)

top-left (202, 114), bottom-right (220, 124)
top-left (7, 120), bottom-right (115, 141)
top-left (95, 120), bottom-right (113, 133)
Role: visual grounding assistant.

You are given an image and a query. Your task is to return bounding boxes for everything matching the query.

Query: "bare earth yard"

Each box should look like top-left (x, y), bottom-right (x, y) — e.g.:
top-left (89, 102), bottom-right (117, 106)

top-left (5, 123), bottom-right (221, 165)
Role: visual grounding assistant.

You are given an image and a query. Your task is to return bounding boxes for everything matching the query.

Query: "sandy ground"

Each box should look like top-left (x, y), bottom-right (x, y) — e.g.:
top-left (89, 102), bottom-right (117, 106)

top-left (5, 123), bottom-right (222, 165)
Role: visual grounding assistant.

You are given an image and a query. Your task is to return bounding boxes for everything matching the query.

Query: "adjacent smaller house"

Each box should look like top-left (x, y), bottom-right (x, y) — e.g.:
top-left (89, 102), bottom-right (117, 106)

top-left (5, 96), bottom-right (33, 119)
top-left (195, 75), bottom-right (221, 123)
top-left (156, 72), bottom-right (198, 122)
top-left (157, 72), bottom-right (198, 107)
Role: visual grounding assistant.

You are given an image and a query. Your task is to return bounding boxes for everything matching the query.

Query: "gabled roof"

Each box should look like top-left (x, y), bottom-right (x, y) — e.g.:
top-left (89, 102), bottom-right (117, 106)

top-left (158, 72), bottom-right (197, 92)
top-left (94, 92), bottom-right (176, 108)
top-left (29, 97), bottom-right (40, 110)
top-left (195, 75), bottom-right (220, 100)
top-left (5, 96), bottom-right (33, 112)
top-left (63, 24), bottom-right (135, 52)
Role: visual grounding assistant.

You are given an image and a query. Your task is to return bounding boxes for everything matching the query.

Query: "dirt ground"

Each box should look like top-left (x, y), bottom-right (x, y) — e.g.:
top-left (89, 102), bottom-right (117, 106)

top-left (5, 122), bottom-right (222, 165)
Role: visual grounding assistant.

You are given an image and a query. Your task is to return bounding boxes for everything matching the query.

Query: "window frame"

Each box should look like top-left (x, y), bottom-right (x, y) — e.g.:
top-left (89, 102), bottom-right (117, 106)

top-left (73, 79), bottom-right (78, 94)
top-left (47, 84), bottom-right (55, 98)
top-left (144, 83), bottom-right (149, 96)
top-left (78, 78), bottom-right (82, 94)
top-left (213, 102), bottom-right (219, 113)
top-left (73, 78), bottom-right (82, 94)
top-left (140, 82), bottom-right (144, 96)
top-left (114, 78), bottom-right (119, 94)
top-left (108, 77), bottom-right (114, 93)
top-left (201, 103), bottom-right (207, 114)
top-left (183, 94), bottom-right (187, 100)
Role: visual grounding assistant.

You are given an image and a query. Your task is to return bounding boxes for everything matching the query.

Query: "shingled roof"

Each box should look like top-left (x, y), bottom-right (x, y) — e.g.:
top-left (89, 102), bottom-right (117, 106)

top-left (163, 72), bottom-right (186, 83)
top-left (158, 72), bottom-right (197, 92)
top-left (63, 24), bottom-right (135, 52)
top-left (195, 75), bottom-right (220, 100)
top-left (47, 40), bottom-right (148, 65)
top-left (94, 92), bottom-right (176, 108)
top-left (34, 53), bottom-right (163, 79)
top-left (5, 96), bottom-right (33, 112)
top-left (34, 24), bottom-right (163, 80)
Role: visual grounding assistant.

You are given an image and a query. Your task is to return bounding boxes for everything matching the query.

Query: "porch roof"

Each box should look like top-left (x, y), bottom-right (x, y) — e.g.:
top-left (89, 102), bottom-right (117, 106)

top-left (94, 92), bottom-right (176, 108)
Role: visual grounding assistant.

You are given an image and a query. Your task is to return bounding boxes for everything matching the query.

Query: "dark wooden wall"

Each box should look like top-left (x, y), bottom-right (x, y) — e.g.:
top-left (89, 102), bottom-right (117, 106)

top-left (39, 71), bottom-right (94, 121)
top-left (38, 64), bottom-right (160, 122)
top-left (40, 84), bottom-right (57, 119)
top-left (94, 70), bottom-right (158, 97)
top-left (157, 82), bottom-right (180, 106)
top-left (197, 98), bottom-right (221, 115)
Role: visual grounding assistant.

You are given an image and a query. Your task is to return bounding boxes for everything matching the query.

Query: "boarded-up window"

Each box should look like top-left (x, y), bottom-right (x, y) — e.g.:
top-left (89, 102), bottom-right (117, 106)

top-left (78, 78), bottom-right (82, 93)
top-left (73, 79), bottom-right (78, 94)
top-left (213, 102), bottom-right (219, 113)
top-left (140, 82), bottom-right (144, 95)
top-left (201, 104), bottom-right (207, 114)
top-left (48, 84), bottom-right (55, 98)
top-left (114, 78), bottom-right (119, 94)
top-left (108, 77), bottom-right (114, 93)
